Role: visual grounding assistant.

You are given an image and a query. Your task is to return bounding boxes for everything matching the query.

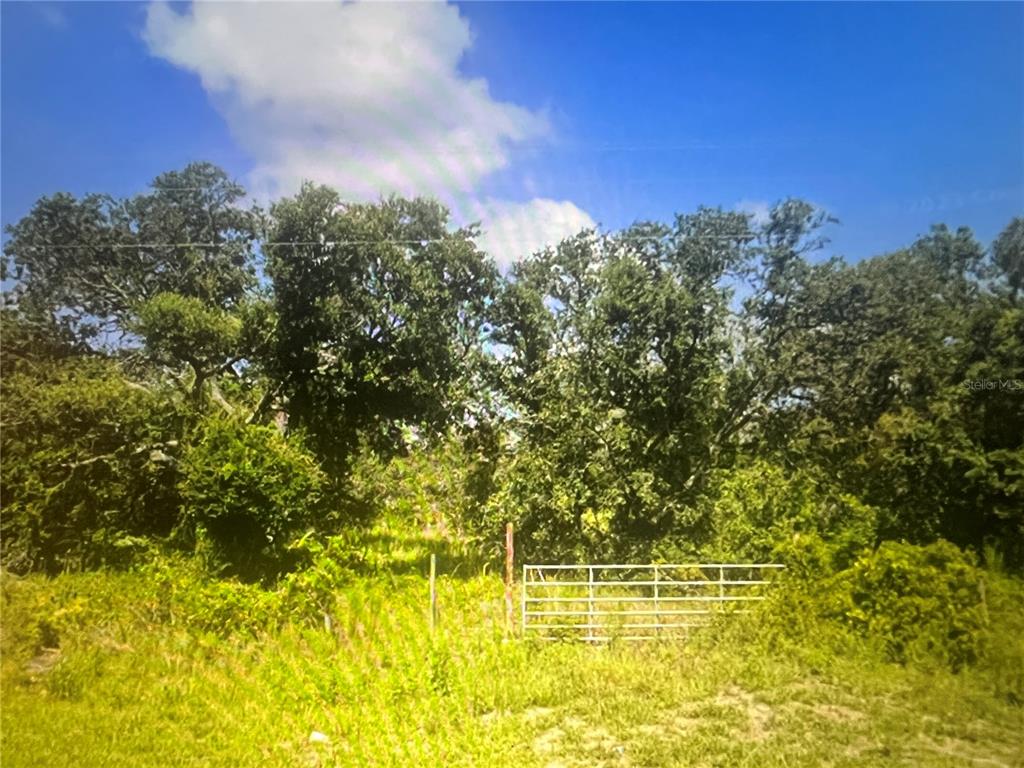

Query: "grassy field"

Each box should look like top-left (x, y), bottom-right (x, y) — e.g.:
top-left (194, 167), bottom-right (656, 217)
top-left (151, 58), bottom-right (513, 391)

top-left (2, 531), bottom-right (1022, 767)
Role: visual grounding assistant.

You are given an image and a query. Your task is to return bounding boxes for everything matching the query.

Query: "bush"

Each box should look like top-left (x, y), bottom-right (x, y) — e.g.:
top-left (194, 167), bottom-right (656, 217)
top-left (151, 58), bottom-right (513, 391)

top-left (178, 419), bottom-right (328, 579)
top-left (0, 358), bottom-right (181, 573)
top-left (822, 540), bottom-right (987, 670)
top-left (347, 430), bottom-right (497, 539)
top-left (137, 555), bottom-right (282, 636)
top-left (699, 459), bottom-right (879, 572)
top-left (979, 571), bottom-right (1024, 704)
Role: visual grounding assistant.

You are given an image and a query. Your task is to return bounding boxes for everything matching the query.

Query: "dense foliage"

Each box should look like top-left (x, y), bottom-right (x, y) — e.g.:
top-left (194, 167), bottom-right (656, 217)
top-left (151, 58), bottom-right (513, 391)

top-left (0, 351), bottom-right (181, 573)
top-left (822, 540), bottom-right (988, 670)
top-left (178, 419), bottom-right (328, 578)
top-left (2, 162), bottom-right (1022, 581)
top-left (265, 189), bottom-right (496, 473)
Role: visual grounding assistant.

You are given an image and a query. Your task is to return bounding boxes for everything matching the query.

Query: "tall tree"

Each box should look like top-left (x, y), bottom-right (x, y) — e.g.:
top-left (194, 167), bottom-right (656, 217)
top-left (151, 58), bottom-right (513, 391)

top-left (486, 203), bottom-right (834, 559)
top-left (265, 186), bottom-right (496, 473)
top-left (3, 162), bottom-right (257, 349)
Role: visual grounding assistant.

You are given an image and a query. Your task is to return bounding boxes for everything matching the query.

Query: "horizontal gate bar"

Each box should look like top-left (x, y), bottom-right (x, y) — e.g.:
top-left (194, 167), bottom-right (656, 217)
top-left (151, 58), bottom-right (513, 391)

top-left (526, 608), bottom-right (747, 617)
top-left (525, 595), bottom-right (763, 603)
top-left (521, 562), bottom-right (783, 643)
top-left (525, 579), bottom-right (769, 587)
top-left (525, 563), bottom-right (785, 570)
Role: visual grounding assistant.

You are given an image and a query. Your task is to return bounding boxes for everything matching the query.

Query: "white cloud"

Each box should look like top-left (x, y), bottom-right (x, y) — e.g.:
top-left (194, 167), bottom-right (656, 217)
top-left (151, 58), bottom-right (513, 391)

top-left (471, 198), bottom-right (595, 268)
top-left (143, 1), bottom-right (548, 203)
top-left (144, 1), bottom-right (596, 267)
top-left (734, 199), bottom-right (771, 226)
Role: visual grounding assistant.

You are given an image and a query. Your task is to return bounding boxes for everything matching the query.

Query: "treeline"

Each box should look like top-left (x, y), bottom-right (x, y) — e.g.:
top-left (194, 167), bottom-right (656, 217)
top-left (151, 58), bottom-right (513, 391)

top-left (2, 163), bottom-right (1022, 578)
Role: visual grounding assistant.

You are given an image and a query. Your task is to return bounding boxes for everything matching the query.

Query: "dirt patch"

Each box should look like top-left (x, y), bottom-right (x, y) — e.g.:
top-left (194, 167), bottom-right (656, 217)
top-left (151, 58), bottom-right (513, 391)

top-left (633, 712), bottom-right (702, 743)
top-left (715, 685), bottom-right (774, 742)
top-left (580, 724), bottom-right (618, 752)
top-left (918, 735), bottom-right (1018, 768)
top-left (523, 706), bottom-right (557, 724)
top-left (530, 714), bottom-right (627, 767)
top-left (479, 710), bottom-right (504, 725)
top-left (633, 724), bottom-right (663, 737)
top-left (812, 703), bottom-right (865, 723)
top-left (843, 736), bottom-right (883, 759)
top-left (23, 647), bottom-right (61, 678)
top-left (670, 714), bottom-right (703, 733)
top-left (533, 726), bottom-right (565, 754)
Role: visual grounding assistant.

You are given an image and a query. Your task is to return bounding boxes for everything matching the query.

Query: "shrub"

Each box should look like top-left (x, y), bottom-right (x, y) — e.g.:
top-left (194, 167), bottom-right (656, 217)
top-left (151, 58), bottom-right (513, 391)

top-left (822, 540), bottom-right (987, 670)
top-left (347, 430), bottom-right (496, 539)
top-left (178, 419), bottom-right (327, 579)
top-left (0, 358), bottom-right (181, 573)
top-left (700, 459), bottom-right (879, 572)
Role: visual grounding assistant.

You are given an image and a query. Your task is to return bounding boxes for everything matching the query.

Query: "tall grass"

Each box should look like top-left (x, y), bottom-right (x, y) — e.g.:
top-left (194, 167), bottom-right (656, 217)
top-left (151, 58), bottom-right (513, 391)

top-left (2, 532), bottom-right (1022, 767)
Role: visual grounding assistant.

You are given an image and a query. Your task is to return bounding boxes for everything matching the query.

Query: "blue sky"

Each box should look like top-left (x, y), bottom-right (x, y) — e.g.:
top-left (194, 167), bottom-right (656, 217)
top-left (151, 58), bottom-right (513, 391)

top-left (3, 1), bottom-right (1022, 266)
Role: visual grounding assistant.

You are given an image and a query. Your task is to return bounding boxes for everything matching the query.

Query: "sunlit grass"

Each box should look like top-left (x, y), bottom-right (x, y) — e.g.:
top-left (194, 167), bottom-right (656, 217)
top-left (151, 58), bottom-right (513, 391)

top-left (2, 541), bottom-right (1022, 767)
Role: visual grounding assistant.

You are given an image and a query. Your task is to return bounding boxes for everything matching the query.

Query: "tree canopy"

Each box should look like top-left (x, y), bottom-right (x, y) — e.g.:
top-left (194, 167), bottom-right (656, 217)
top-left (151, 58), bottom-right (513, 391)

top-left (2, 163), bottom-right (1021, 575)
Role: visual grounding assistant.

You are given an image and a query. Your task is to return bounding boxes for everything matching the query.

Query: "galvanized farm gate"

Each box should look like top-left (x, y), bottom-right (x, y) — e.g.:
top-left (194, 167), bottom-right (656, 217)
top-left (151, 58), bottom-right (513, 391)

top-left (521, 563), bottom-right (784, 642)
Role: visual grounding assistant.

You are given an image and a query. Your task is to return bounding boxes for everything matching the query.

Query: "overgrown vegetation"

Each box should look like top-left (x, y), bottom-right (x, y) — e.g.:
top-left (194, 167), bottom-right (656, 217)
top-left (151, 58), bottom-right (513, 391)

top-left (1, 164), bottom-right (1022, 764)
top-left (1, 520), bottom-right (1021, 767)
top-left (3, 164), bottom-right (1022, 574)
top-left (178, 418), bottom-right (329, 579)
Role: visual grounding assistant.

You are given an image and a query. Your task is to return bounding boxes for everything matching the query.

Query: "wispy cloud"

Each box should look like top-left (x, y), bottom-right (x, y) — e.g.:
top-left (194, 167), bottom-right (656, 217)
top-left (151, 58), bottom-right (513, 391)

top-left (143, 1), bottom-right (593, 265)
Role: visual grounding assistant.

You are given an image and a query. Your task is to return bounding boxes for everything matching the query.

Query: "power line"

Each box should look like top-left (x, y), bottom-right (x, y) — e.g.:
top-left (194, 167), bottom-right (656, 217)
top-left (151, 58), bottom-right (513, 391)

top-left (6, 234), bottom-right (759, 251)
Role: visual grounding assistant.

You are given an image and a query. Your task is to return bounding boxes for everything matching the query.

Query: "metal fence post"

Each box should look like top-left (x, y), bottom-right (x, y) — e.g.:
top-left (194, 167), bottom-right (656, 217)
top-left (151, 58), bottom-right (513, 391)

top-left (587, 566), bottom-right (595, 643)
top-left (654, 564), bottom-right (660, 637)
top-left (521, 563), bottom-right (528, 637)
top-left (718, 565), bottom-right (725, 607)
top-left (429, 553), bottom-right (437, 634)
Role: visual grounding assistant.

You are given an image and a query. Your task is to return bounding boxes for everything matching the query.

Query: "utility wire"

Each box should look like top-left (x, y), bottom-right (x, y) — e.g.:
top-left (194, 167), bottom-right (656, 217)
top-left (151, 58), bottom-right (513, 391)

top-left (8, 233), bottom-right (758, 251)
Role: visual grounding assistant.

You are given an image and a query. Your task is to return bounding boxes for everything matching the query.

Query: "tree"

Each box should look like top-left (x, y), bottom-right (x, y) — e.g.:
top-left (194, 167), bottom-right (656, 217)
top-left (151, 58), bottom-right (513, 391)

top-left (133, 292), bottom-right (243, 408)
top-left (992, 217), bottom-right (1023, 301)
top-left (264, 186), bottom-right (497, 474)
top-left (0, 165), bottom-right (268, 572)
top-left (760, 224), bottom-right (1023, 565)
top-left (486, 204), bottom-right (835, 559)
top-left (3, 162), bottom-right (257, 349)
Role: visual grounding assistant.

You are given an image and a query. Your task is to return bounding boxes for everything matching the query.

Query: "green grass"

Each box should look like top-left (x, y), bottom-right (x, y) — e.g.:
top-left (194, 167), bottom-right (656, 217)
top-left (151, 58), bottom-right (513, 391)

top-left (2, 534), bottom-right (1022, 767)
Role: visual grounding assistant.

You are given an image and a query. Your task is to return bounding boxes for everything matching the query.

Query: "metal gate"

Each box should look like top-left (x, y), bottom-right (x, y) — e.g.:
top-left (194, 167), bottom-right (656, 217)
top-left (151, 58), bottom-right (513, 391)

top-left (521, 563), bottom-right (784, 642)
